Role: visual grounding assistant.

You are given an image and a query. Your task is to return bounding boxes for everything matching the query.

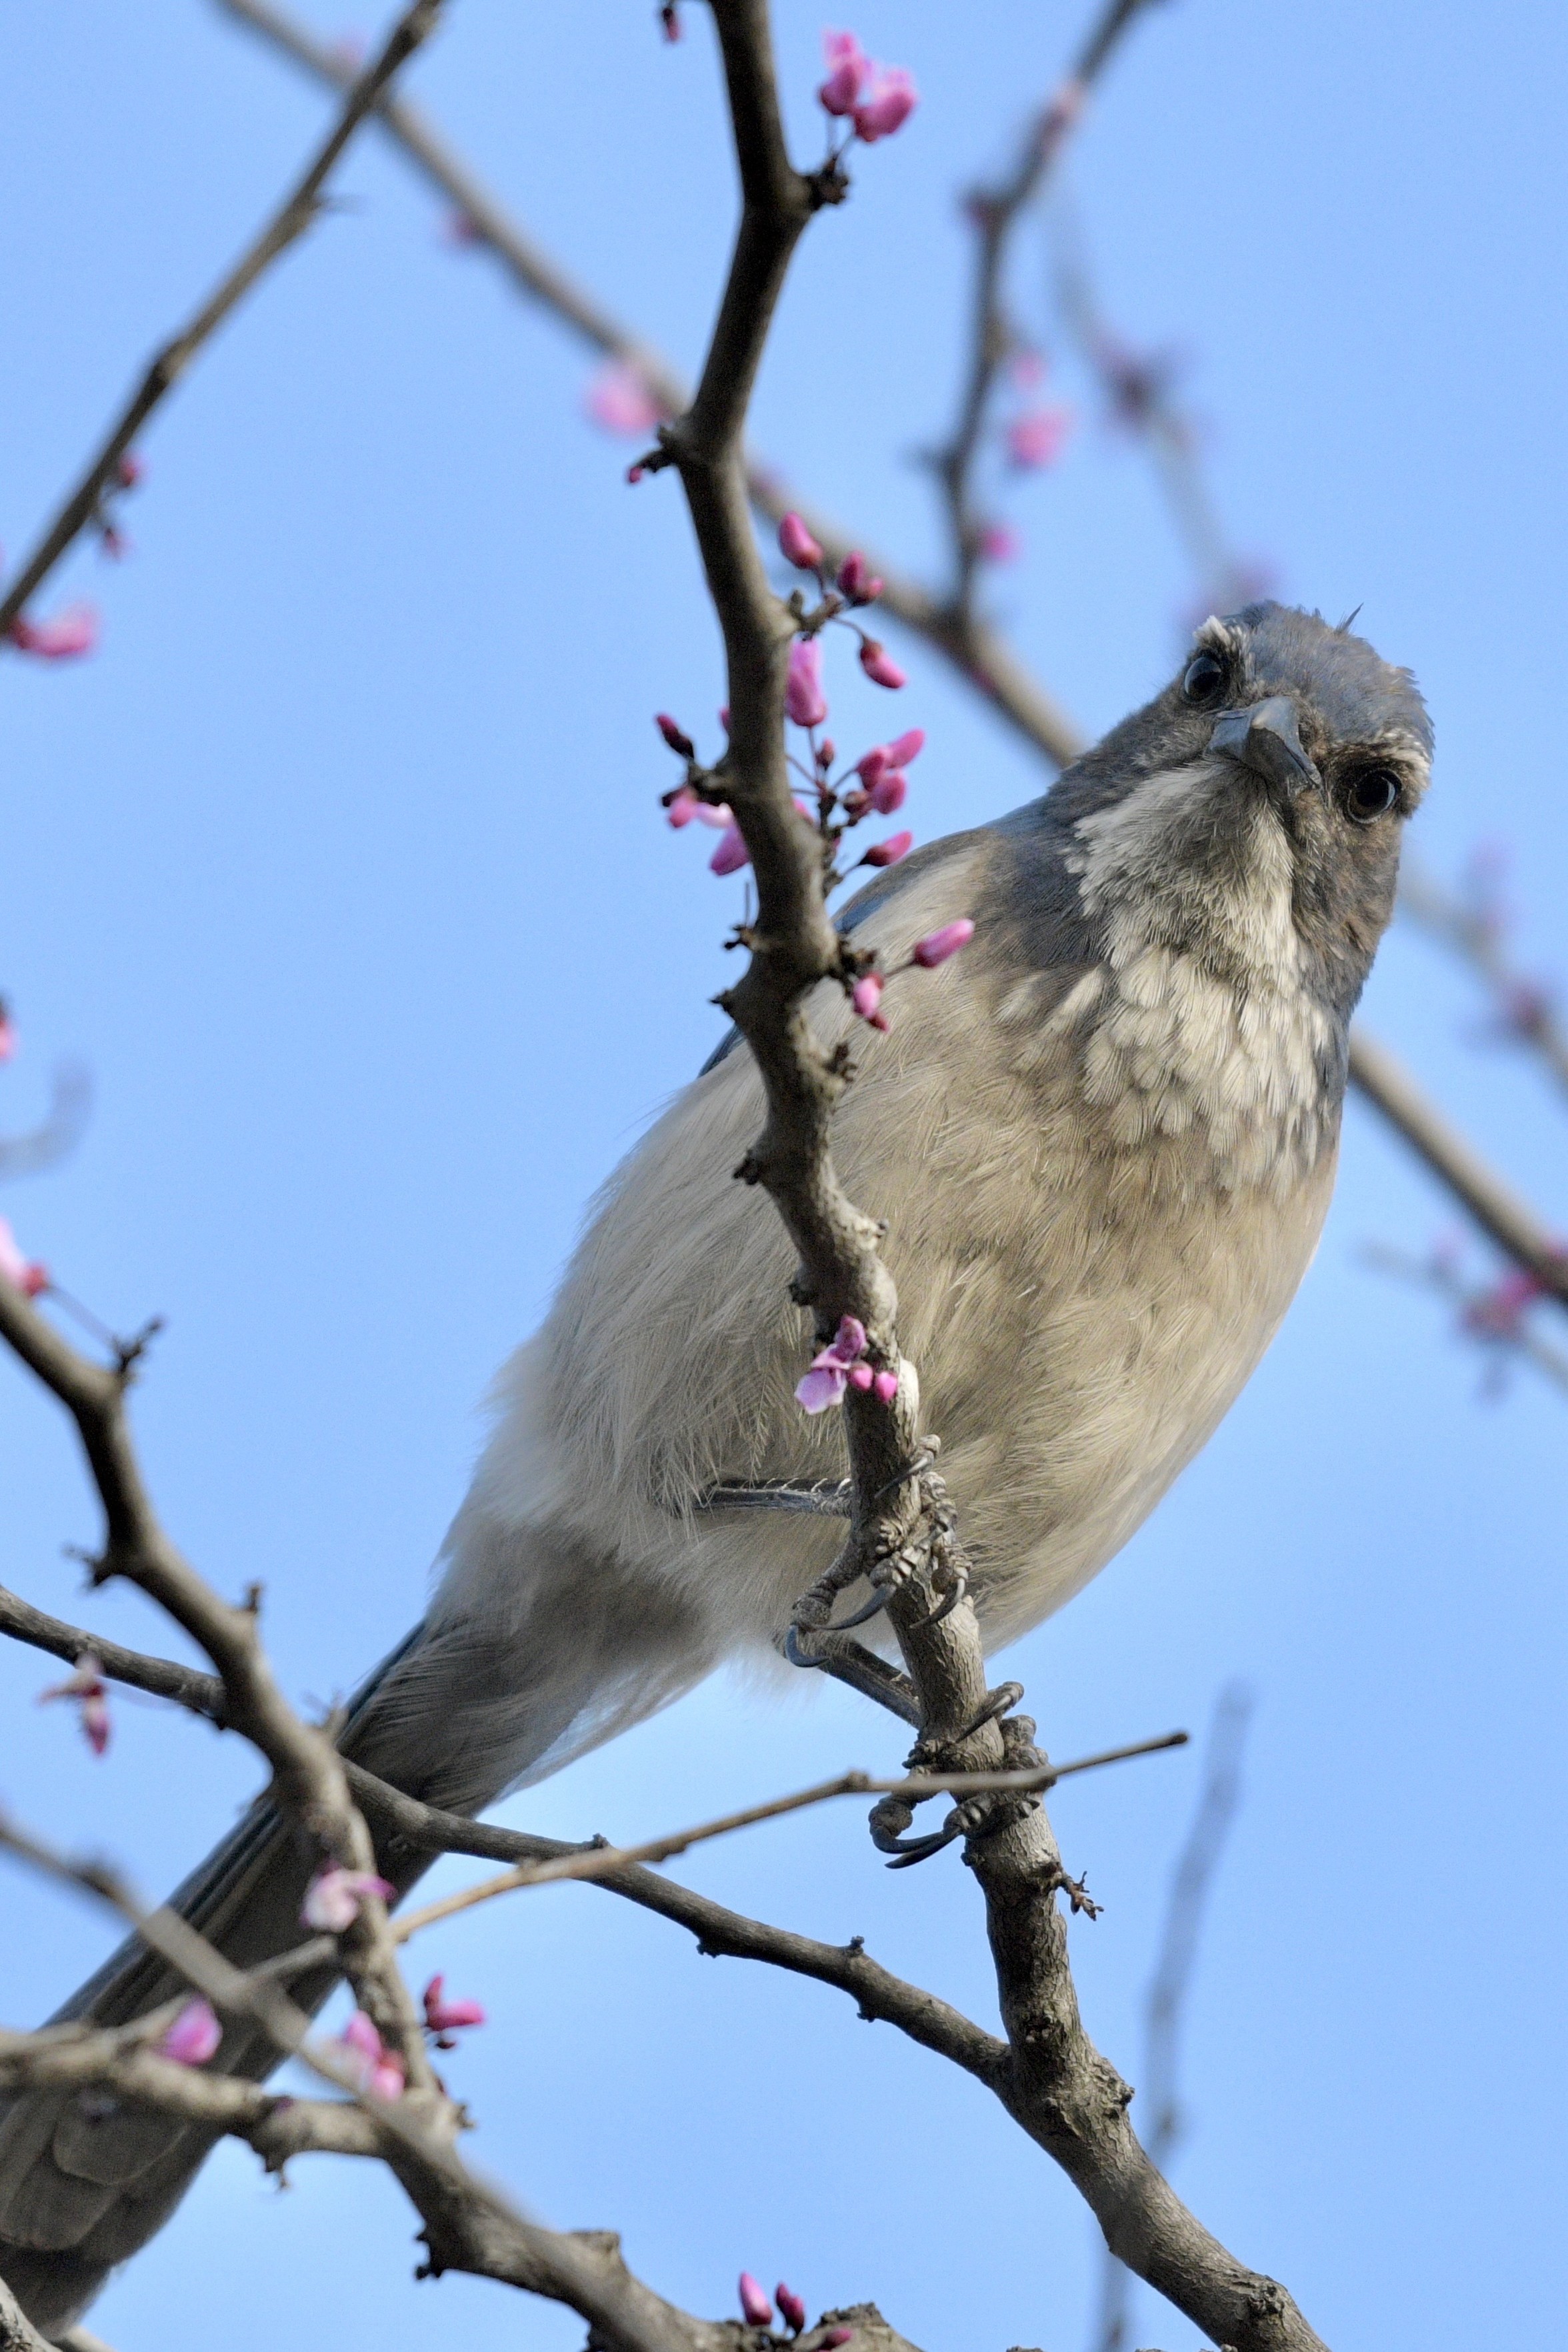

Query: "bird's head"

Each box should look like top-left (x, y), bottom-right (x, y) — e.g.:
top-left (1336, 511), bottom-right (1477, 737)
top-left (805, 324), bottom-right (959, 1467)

top-left (1053, 602), bottom-right (1432, 1018)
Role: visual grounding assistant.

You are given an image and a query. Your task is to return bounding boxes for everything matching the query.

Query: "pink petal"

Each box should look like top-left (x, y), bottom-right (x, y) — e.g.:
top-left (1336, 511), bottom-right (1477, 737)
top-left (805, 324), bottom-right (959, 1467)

top-left (81, 1691), bottom-right (111, 1756)
top-left (1005, 406), bottom-right (1073, 470)
top-left (871, 1370), bottom-right (899, 1404)
top-left (666, 785), bottom-right (699, 828)
top-left (0, 1216), bottom-right (47, 1297)
top-left (785, 638), bottom-right (828, 728)
top-left (709, 823), bottom-right (750, 876)
top-left (852, 67), bottom-right (917, 141)
top-left (818, 29), bottom-right (867, 113)
top-left (585, 362), bottom-right (663, 438)
top-left (0, 1006), bottom-right (14, 1062)
top-left (739, 2274), bottom-right (774, 2329)
top-left (656, 712), bottom-right (695, 758)
top-left (795, 1363), bottom-right (848, 1414)
top-left (846, 1362), bottom-right (875, 1390)
top-left (7, 603), bottom-right (99, 660)
top-left (883, 728), bottom-right (925, 767)
top-left (837, 549), bottom-right (875, 601)
top-left (341, 2009), bottom-right (383, 2064)
top-left (863, 830), bottom-right (912, 868)
top-left (857, 638), bottom-right (905, 690)
top-left (695, 800), bottom-right (734, 830)
top-left (854, 746), bottom-right (889, 786)
top-left (851, 972), bottom-right (885, 1028)
top-left (159, 1998), bottom-right (222, 2067)
top-left (777, 2285), bottom-right (808, 2335)
top-left (779, 511), bottom-right (825, 570)
top-left (369, 2056), bottom-right (406, 2101)
top-left (868, 770), bottom-right (906, 815)
top-left (831, 1315), bottom-right (868, 1361)
top-left (912, 918), bottom-right (975, 968)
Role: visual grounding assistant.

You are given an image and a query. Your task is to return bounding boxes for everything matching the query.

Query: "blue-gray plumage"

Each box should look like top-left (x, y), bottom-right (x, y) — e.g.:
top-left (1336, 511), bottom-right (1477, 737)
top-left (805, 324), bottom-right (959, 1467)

top-left (0, 603), bottom-right (1431, 2330)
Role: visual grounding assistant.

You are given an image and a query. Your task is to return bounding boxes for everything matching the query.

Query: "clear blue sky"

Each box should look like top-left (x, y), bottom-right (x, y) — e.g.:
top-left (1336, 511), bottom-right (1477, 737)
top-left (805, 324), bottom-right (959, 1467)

top-left (2, 4), bottom-right (1565, 2348)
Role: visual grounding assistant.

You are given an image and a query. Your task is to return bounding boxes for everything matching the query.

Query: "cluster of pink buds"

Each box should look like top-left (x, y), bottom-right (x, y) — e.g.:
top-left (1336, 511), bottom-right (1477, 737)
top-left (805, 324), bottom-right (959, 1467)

top-left (817, 31), bottom-right (917, 144)
top-left (158, 1998), bottom-right (223, 2068)
top-left (421, 1973), bottom-right (486, 2048)
top-left (39, 1652), bottom-right (111, 1756)
top-left (301, 1865), bottom-right (395, 1933)
top-left (0, 1214), bottom-right (49, 1300)
top-left (336, 2009), bottom-right (405, 2101)
top-left (737, 2274), bottom-right (850, 2343)
top-left (795, 1316), bottom-right (899, 1415)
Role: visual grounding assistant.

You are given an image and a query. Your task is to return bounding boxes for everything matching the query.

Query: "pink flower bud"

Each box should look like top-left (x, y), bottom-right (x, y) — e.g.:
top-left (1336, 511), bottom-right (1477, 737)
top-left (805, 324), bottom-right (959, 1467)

top-left (818, 30), bottom-right (867, 114)
top-left (709, 823), bottom-right (750, 877)
top-left (666, 785), bottom-right (699, 828)
top-left (872, 1370), bottom-right (899, 1404)
top-left (739, 2273), bottom-right (774, 2328)
top-left (853, 67), bottom-right (917, 142)
top-left (7, 604), bottom-right (99, 661)
top-left (912, 919), bottom-right (975, 968)
top-left (422, 1973), bottom-right (487, 2048)
top-left (818, 737), bottom-right (836, 768)
top-left (836, 549), bottom-right (882, 604)
top-left (868, 770), bottom-right (906, 815)
top-left (1005, 406), bottom-right (1073, 471)
top-left (858, 638), bottom-right (905, 690)
top-left (777, 2285), bottom-right (807, 2335)
top-left (820, 2331), bottom-right (855, 2348)
top-left (847, 1362), bottom-right (875, 1390)
top-left (627, 463), bottom-right (646, 484)
top-left (779, 511), bottom-right (825, 571)
top-left (854, 746), bottom-right (889, 786)
top-left (883, 728), bottom-right (924, 767)
top-left (863, 830), bottom-right (913, 868)
top-left (159, 1999), bottom-right (222, 2067)
top-left (301, 1867), bottom-right (395, 1933)
top-left (786, 638), bottom-right (828, 728)
top-left (586, 361), bottom-right (663, 438)
top-left (979, 522), bottom-right (1021, 563)
top-left (832, 1316), bottom-right (867, 1360)
top-left (851, 973), bottom-right (887, 1028)
top-left (0, 1216), bottom-right (47, 1298)
top-left (656, 712), bottom-right (695, 758)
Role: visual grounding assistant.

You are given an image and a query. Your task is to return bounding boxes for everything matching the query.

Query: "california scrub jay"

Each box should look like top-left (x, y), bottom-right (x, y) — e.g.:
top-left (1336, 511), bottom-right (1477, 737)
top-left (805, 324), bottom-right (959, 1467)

top-left (0, 603), bottom-right (1431, 2329)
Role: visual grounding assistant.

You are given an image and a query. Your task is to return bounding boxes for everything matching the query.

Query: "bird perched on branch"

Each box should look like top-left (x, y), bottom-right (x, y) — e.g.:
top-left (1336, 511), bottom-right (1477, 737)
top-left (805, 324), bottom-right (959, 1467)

top-left (0, 602), bottom-right (1431, 2330)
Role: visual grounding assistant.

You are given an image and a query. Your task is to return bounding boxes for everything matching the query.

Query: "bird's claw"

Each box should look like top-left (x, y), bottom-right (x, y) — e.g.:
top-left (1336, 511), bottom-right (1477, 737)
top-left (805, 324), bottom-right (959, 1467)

top-left (784, 1624), bottom-right (828, 1670)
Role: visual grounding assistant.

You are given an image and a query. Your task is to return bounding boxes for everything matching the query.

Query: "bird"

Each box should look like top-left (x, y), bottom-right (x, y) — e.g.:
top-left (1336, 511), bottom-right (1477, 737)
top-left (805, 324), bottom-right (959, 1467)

top-left (0, 601), bottom-right (1431, 2331)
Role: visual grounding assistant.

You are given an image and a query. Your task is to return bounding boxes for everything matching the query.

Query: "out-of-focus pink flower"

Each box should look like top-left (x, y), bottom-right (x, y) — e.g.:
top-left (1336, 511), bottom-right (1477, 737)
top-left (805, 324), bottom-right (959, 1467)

top-left (872, 1369), bottom-right (899, 1404)
top-left (863, 830), bottom-right (913, 869)
top-left (883, 728), bottom-right (924, 768)
top-left (585, 361), bottom-right (663, 438)
top-left (858, 638), bottom-right (905, 690)
top-left (1005, 406), bottom-right (1073, 470)
top-left (337, 2009), bottom-right (405, 2101)
top-left (912, 918), bottom-right (975, 968)
top-left (0, 1002), bottom-right (15, 1062)
top-left (979, 522), bottom-right (1021, 563)
top-left (776, 2284), bottom-right (807, 2336)
top-left (853, 65), bottom-right (917, 142)
top-left (39, 1652), bottom-right (110, 1756)
top-left (0, 1216), bottom-right (49, 1298)
top-left (710, 823), bottom-right (750, 877)
top-left (422, 1973), bottom-right (487, 2049)
top-left (1011, 349), bottom-right (1047, 389)
top-left (301, 1867), bottom-right (395, 1933)
top-left (739, 2273), bottom-right (774, 2328)
top-left (1463, 1266), bottom-right (1549, 1341)
top-left (796, 1314), bottom-right (871, 1412)
top-left (655, 712), bottom-right (695, 759)
top-left (779, 512), bottom-right (824, 571)
top-left (7, 604), bottom-right (99, 661)
top-left (836, 550), bottom-right (882, 604)
top-left (159, 1998), bottom-right (222, 2067)
top-left (786, 638), bottom-right (828, 728)
top-left (851, 972), bottom-right (887, 1032)
top-left (666, 785), bottom-right (699, 828)
top-left (817, 29), bottom-right (868, 114)
top-left (867, 769), bottom-right (906, 815)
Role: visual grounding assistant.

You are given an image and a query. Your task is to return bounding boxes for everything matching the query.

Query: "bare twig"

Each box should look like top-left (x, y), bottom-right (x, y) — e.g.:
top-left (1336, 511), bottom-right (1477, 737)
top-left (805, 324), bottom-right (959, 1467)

top-left (1093, 1684), bottom-right (1253, 2352)
top-left (1359, 1242), bottom-right (1568, 1396)
top-left (0, 0), bottom-right (448, 648)
top-left (1347, 1030), bottom-right (1567, 1311)
top-left (932, 0), bottom-right (1160, 620)
top-left (1398, 856), bottom-right (1568, 1100)
top-left (0, 1583), bottom-right (225, 1718)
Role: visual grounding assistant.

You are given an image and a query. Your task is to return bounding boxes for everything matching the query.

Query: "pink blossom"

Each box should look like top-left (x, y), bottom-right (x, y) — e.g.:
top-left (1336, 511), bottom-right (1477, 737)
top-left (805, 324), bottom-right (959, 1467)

top-left (1005, 406), bottom-right (1073, 470)
top-left (817, 30), bottom-right (868, 114)
top-left (786, 638), bottom-right (828, 728)
top-left (422, 1973), bottom-right (487, 2049)
top-left (739, 2273), bottom-right (774, 2328)
top-left (851, 972), bottom-right (888, 1032)
top-left (884, 728), bottom-right (924, 767)
top-left (853, 65), bottom-right (918, 143)
top-left (872, 1369), bottom-right (899, 1404)
top-left (39, 1653), bottom-right (110, 1756)
top-left (778, 511), bottom-right (825, 571)
top-left (796, 1314), bottom-right (871, 1412)
top-left (301, 1866), bottom-right (395, 1933)
top-left (655, 712), bottom-right (695, 758)
top-left (857, 639), bottom-right (905, 690)
top-left (1463, 1266), bottom-right (1549, 1341)
top-left (0, 1217), bottom-right (48, 1298)
top-left (912, 918), bottom-right (975, 968)
top-left (776, 2285), bottom-right (807, 2335)
top-left (666, 785), bottom-right (699, 828)
top-left (709, 823), bottom-right (750, 877)
top-left (863, 830), bottom-right (913, 869)
top-left (836, 550), bottom-right (882, 604)
top-left (7, 604), bottom-right (99, 660)
top-left (979, 522), bottom-right (1021, 563)
top-left (867, 769), bottom-right (906, 815)
top-left (337, 2009), bottom-right (405, 2101)
top-left (585, 361), bottom-right (662, 438)
top-left (158, 1998), bottom-right (222, 2067)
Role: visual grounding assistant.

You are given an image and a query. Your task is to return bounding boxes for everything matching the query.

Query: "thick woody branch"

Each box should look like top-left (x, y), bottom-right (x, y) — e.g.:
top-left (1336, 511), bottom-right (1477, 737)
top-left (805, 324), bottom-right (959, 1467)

top-left (0, 0), bottom-right (447, 645)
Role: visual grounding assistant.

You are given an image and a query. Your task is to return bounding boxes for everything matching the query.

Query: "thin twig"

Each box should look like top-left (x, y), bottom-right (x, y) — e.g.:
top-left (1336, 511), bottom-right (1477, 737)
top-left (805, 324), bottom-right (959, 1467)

top-left (1398, 856), bottom-right (1568, 1101)
top-left (0, 0), bottom-right (448, 648)
top-left (1359, 1242), bottom-right (1568, 1396)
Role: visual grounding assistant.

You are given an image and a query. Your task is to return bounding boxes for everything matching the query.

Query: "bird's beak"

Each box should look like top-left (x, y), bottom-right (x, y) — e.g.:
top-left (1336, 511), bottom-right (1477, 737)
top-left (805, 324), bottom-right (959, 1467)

top-left (1209, 696), bottom-right (1319, 794)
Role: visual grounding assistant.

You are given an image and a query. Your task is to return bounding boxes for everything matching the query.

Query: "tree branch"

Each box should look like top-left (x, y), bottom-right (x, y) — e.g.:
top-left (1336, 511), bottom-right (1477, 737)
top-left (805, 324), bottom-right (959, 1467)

top-left (0, 0), bottom-right (448, 647)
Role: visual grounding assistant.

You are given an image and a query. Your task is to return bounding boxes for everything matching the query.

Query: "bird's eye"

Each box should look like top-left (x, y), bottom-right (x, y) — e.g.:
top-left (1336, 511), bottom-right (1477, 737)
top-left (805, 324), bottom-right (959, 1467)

top-left (1341, 766), bottom-right (1401, 824)
top-left (1181, 651), bottom-right (1228, 706)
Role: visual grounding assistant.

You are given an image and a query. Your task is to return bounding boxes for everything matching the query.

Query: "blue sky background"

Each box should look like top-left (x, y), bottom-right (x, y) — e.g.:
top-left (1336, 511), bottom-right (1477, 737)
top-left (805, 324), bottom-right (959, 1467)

top-left (1, 3), bottom-right (1565, 2347)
